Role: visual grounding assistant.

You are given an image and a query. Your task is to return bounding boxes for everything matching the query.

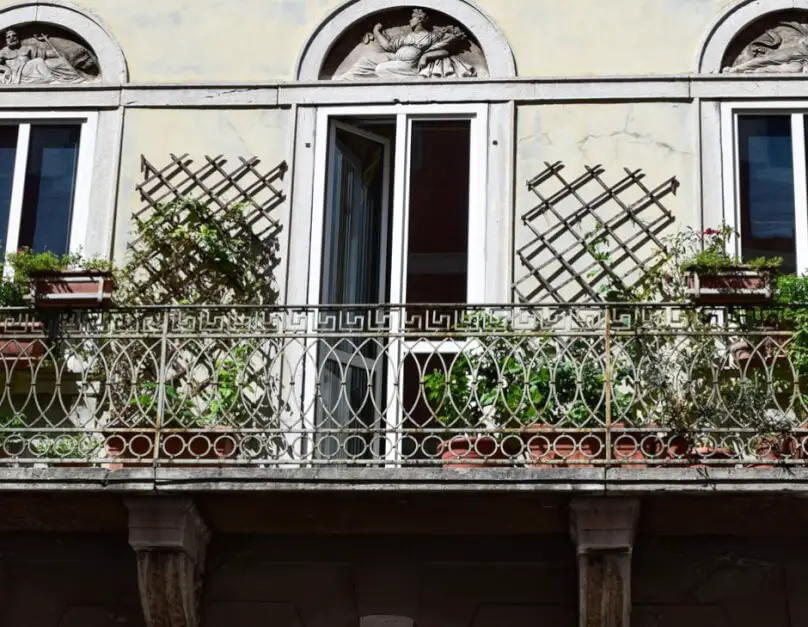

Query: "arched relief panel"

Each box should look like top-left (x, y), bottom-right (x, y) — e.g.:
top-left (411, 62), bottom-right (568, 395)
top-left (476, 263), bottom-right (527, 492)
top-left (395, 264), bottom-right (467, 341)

top-left (697, 0), bottom-right (808, 73)
top-left (0, 1), bottom-right (127, 84)
top-left (296, 0), bottom-right (515, 80)
top-left (723, 9), bottom-right (808, 73)
top-left (323, 7), bottom-right (488, 80)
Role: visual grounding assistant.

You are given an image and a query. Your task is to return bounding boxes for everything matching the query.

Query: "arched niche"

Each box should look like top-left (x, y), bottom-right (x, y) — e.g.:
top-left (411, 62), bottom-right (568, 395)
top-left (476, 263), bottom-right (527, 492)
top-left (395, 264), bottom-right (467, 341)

top-left (697, 0), bottom-right (808, 74)
top-left (0, 0), bottom-right (127, 84)
top-left (296, 0), bottom-right (516, 81)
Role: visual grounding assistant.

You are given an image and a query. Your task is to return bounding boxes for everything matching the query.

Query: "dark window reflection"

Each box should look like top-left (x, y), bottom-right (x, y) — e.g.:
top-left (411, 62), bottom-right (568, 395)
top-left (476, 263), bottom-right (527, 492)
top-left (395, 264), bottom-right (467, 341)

top-left (738, 115), bottom-right (796, 273)
top-left (0, 126), bottom-right (18, 254)
top-left (18, 125), bottom-right (80, 255)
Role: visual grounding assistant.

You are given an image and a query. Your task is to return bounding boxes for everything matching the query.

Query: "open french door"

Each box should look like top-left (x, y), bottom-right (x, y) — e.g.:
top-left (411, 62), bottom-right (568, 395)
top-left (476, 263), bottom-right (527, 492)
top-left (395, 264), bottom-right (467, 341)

top-left (314, 121), bottom-right (392, 461)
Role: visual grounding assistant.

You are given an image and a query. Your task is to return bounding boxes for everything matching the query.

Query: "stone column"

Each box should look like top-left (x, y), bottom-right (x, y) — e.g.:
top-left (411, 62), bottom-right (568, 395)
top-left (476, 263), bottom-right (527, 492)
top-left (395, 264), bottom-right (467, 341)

top-left (125, 497), bottom-right (211, 627)
top-left (570, 498), bottom-right (640, 627)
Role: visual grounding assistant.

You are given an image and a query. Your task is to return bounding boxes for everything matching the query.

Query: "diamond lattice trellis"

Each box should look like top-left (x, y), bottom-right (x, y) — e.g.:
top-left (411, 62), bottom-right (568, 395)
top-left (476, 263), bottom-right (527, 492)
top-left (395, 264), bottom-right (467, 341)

top-left (128, 154), bottom-right (288, 304)
top-left (513, 162), bottom-right (679, 304)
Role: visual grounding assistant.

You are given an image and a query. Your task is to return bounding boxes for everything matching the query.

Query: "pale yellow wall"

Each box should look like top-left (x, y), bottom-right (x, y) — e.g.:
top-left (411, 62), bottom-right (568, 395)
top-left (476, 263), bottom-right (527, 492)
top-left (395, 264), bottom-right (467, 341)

top-left (513, 102), bottom-right (696, 300)
top-left (69, 0), bottom-right (734, 82)
top-left (114, 107), bottom-right (291, 292)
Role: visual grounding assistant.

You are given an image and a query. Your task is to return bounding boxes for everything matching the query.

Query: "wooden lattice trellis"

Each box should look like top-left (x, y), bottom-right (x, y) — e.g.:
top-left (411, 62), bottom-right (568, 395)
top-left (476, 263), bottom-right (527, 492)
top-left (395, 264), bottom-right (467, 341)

top-left (127, 154), bottom-right (288, 304)
top-left (513, 162), bottom-right (679, 304)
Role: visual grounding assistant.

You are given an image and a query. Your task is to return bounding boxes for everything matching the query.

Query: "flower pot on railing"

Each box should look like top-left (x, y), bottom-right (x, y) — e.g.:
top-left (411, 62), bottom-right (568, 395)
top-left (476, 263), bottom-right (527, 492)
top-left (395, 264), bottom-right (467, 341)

top-left (438, 435), bottom-right (506, 468)
top-left (0, 321), bottom-right (46, 368)
top-left (28, 270), bottom-right (116, 309)
top-left (684, 266), bottom-right (773, 305)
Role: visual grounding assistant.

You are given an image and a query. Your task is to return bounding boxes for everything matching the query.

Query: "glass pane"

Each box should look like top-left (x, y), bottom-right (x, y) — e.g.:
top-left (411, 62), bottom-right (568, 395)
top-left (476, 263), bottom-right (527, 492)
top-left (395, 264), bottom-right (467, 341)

top-left (405, 120), bottom-right (470, 304)
top-left (738, 115), bottom-right (796, 273)
top-left (321, 126), bottom-right (387, 305)
top-left (18, 124), bottom-right (81, 255)
top-left (0, 126), bottom-right (18, 254)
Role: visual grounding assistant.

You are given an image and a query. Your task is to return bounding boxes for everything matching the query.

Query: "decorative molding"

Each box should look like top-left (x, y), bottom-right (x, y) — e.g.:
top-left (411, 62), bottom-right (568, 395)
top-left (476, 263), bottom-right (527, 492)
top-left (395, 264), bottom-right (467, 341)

top-left (696, 0), bottom-right (808, 73)
top-left (0, 1), bottom-right (127, 83)
top-left (570, 499), bottom-right (640, 627)
top-left (295, 0), bottom-right (515, 80)
top-left (329, 8), bottom-right (487, 81)
top-left (126, 498), bottom-right (211, 627)
top-left (570, 498), bottom-right (639, 553)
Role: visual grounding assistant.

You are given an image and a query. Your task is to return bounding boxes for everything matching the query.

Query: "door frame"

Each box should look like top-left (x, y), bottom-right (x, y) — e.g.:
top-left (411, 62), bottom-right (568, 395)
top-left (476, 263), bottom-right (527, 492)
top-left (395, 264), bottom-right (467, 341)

top-left (301, 103), bottom-right (490, 465)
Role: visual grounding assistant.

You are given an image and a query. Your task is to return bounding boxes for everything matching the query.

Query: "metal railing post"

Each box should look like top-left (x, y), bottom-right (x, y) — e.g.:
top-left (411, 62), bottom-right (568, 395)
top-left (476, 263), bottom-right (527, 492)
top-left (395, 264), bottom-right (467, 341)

top-left (152, 309), bottom-right (170, 467)
top-left (604, 306), bottom-right (613, 463)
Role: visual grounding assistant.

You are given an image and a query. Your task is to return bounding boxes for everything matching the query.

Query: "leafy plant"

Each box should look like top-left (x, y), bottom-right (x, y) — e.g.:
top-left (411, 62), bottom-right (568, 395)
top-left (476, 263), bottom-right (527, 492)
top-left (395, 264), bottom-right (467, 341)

top-left (117, 197), bottom-right (278, 306)
top-left (423, 314), bottom-right (633, 435)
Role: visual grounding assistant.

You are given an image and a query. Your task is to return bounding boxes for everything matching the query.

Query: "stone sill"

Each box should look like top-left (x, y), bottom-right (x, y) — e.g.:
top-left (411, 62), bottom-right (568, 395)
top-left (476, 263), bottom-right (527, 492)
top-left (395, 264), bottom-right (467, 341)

top-left (1, 467), bottom-right (807, 493)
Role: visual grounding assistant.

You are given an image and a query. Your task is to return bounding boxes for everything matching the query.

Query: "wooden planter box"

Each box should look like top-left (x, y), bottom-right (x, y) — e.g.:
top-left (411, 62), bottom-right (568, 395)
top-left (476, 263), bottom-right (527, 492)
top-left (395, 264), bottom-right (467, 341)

top-left (685, 267), bottom-right (773, 304)
top-left (0, 321), bottom-right (46, 368)
top-left (28, 270), bottom-right (116, 309)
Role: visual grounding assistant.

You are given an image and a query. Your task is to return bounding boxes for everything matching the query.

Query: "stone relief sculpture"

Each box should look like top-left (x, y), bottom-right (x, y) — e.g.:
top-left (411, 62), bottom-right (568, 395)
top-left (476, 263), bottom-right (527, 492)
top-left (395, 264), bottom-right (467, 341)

top-left (334, 8), bottom-right (484, 80)
top-left (0, 28), bottom-right (100, 84)
top-left (724, 21), bottom-right (808, 74)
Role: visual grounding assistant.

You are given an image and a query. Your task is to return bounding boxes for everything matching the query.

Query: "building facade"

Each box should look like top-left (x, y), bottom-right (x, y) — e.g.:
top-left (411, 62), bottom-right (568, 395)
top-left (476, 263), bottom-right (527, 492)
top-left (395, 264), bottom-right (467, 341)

top-left (1, 1), bottom-right (808, 626)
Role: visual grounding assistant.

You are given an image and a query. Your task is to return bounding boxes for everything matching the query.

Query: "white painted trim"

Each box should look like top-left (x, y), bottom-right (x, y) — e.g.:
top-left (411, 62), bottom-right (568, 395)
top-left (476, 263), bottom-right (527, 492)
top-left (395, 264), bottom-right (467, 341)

top-left (4, 123), bottom-right (29, 260)
top-left (68, 112), bottom-right (98, 255)
top-left (295, 0), bottom-right (516, 80)
top-left (696, 0), bottom-right (808, 74)
top-left (792, 114), bottom-right (808, 274)
top-left (0, 0), bottom-right (128, 83)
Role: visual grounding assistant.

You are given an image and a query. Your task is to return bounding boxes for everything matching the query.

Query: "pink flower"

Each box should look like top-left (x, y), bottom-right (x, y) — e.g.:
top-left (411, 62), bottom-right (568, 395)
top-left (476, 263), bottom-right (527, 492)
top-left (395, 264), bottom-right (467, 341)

top-left (703, 228), bottom-right (720, 236)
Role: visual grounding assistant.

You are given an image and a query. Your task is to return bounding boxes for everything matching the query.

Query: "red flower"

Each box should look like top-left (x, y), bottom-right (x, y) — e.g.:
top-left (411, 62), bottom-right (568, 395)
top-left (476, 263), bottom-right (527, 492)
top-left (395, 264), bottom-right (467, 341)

top-left (703, 228), bottom-right (720, 236)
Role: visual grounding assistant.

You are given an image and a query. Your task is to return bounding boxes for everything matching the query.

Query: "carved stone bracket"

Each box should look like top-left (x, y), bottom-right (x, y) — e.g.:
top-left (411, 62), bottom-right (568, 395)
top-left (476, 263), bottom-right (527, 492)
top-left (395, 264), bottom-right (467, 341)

top-left (125, 498), bottom-right (212, 627)
top-left (570, 498), bottom-right (640, 627)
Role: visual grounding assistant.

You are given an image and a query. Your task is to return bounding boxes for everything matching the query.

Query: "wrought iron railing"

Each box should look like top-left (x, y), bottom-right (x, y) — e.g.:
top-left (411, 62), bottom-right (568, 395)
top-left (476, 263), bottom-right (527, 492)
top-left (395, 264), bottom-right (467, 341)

top-left (0, 303), bottom-right (806, 468)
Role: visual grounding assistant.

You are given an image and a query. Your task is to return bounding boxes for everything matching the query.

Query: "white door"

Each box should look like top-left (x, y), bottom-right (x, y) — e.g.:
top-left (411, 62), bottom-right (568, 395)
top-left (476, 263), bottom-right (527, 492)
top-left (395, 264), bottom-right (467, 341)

top-left (315, 122), bottom-right (392, 461)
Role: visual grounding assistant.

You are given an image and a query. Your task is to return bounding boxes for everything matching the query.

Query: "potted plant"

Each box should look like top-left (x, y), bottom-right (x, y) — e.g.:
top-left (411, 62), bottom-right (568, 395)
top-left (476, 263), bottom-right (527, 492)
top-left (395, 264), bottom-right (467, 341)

top-left (7, 248), bottom-right (116, 309)
top-left (103, 346), bottom-right (253, 469)
top-left (0, 270), bottom-right (44, 367)
top-left (679, 225), bottom-right (781, 305)
top-left (423, 315), bottom-right (635, 467)
top-left (30, 433), bottom-right (103, 466)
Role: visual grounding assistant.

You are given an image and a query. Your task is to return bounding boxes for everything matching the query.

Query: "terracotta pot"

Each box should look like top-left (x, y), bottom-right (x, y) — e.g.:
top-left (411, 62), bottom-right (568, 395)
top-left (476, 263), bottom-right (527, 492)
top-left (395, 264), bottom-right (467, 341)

top-left (610, 423), bottom-right (661, 467)
top-left (104, 428), bottom-right (237, 469)
top-left (685, 268), bottom-right (773, 305)
top-left (29, 270), bottom-right (116, 309)
top-left (688, 446), bottom-right (735, 468)
top-left (523, 429), bottom-right (605, 467)
top-left (438, 435), bottom-right (505, 468)
top-left (0, 321), bottom-right (46, 369)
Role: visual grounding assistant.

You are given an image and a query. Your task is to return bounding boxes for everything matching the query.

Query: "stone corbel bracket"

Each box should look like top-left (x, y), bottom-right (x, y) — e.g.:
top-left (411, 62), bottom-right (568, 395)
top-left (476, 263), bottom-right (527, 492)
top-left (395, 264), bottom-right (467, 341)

top-left (570, 498), bottom-right (640, 627)
top-left (125, 497), bottom-right (212, 627)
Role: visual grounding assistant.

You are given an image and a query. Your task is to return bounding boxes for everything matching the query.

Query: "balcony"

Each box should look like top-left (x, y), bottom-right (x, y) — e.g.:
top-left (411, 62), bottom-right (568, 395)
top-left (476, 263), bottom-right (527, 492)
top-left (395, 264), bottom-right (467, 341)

top-left (0, 303), bottom-right (805, 477)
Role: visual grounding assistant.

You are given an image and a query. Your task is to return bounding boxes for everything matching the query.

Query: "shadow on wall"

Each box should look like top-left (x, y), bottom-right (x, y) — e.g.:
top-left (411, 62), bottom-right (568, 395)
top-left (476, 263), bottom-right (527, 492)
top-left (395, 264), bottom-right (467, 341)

top-left (125, 154), bottom-right (288, 305)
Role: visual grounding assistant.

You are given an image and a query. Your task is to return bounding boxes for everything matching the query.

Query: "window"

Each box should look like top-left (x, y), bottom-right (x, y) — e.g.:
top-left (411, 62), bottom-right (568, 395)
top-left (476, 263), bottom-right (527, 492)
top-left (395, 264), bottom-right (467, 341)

top-left (306, 105), bottom-right (488, 462)
top-left (723, 104), bottom-right (808, 274)
top-left (0, 114), bottom-right (96, 258)
top-left (309, 105), bottom-right (488, 307)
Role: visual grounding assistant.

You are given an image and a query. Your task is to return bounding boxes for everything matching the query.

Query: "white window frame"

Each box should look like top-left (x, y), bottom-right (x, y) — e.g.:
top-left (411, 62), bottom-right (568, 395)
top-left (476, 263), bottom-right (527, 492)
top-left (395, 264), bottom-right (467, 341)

top-left (0, 110), bottom-right (98, 260)
top-left (307, 103), bottom-right (489, 308)
top-left (720, 101), bottom-right (808, 274)
top-left (303, 103), bottom-right (489, 465)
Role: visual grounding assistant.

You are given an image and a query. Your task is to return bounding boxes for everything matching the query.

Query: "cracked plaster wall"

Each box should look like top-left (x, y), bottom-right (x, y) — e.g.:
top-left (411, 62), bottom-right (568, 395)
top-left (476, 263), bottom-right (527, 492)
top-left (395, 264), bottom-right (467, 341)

top-left (67, 0), bottom-right (732, 82)
top-left (514, 103), bottom-right (695, 300)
